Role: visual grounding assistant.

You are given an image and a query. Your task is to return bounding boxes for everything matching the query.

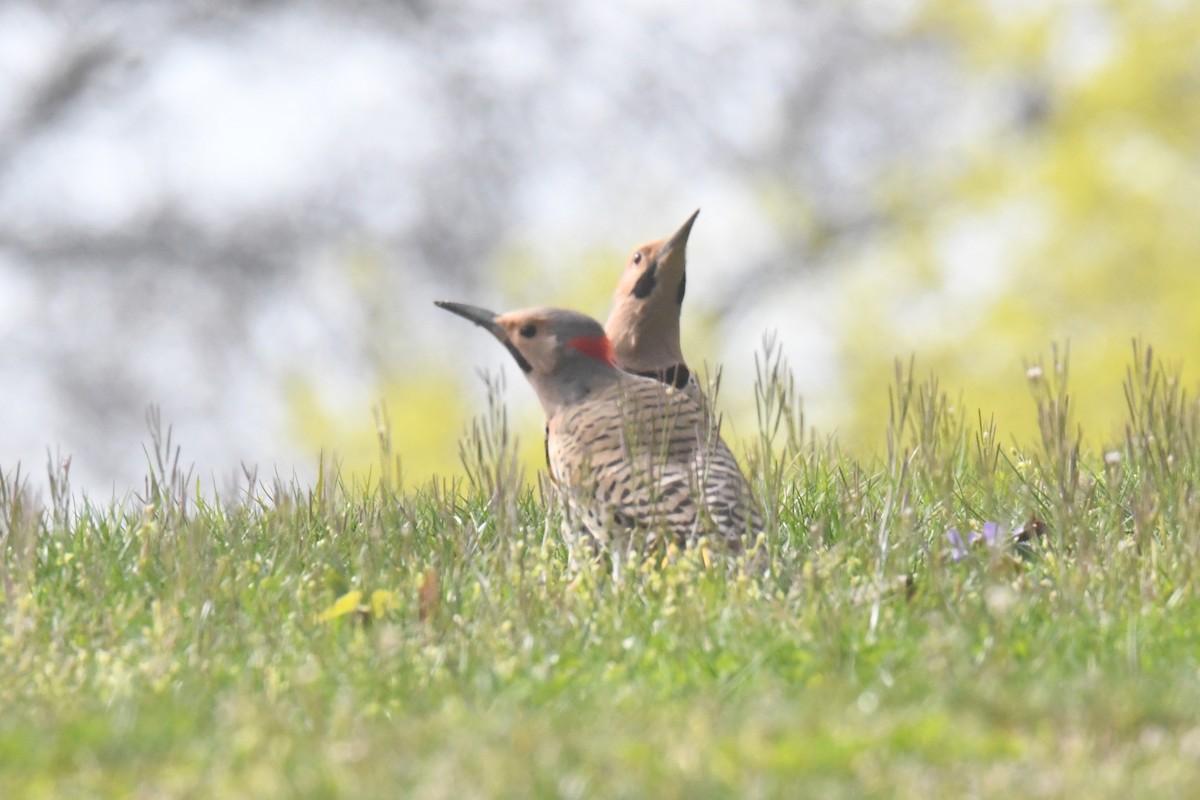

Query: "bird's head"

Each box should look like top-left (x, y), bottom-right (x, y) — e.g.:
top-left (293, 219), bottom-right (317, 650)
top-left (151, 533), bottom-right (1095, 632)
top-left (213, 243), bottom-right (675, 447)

top-left (435, 301), bottom-right (617, 415)
top-left (604, 209), bottom-right (698, 372)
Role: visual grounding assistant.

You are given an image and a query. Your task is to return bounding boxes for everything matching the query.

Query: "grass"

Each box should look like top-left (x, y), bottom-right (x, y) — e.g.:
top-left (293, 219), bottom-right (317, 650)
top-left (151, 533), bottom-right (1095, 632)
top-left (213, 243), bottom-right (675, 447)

top-left (3, 340), bottom-right (1200, 797)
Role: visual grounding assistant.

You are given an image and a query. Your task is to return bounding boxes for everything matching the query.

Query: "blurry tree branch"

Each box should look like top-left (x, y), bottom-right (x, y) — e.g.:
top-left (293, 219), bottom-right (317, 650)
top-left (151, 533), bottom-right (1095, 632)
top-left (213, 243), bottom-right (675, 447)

top-left (0, 38), bottom-right (118, 157)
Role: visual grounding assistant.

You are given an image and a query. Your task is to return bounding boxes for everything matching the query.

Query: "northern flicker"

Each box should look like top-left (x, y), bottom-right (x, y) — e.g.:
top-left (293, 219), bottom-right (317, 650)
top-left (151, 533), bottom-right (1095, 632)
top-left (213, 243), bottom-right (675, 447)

top-left (435, 300), bottom-right (762, 558)
top-left (605, 210), bottom-right (704, 404)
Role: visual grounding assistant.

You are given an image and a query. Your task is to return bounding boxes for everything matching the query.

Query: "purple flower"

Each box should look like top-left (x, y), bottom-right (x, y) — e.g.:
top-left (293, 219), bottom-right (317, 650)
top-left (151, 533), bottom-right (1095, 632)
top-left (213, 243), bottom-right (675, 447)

top-left (947, 521), bottom-right (1004, 561)
top-left (947, 528), bottom-right (969, 561)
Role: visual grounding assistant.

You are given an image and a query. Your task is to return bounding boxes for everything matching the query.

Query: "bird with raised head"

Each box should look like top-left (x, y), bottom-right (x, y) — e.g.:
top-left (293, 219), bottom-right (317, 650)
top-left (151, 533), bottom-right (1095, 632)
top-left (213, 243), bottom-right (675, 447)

top-left (604, 209), bottom-right (704, 405)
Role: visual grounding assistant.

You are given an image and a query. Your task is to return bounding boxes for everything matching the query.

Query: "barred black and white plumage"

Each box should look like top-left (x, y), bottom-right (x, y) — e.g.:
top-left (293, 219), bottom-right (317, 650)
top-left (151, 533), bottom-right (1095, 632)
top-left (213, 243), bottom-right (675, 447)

top-left (549, 371), bottom-right (760, 553)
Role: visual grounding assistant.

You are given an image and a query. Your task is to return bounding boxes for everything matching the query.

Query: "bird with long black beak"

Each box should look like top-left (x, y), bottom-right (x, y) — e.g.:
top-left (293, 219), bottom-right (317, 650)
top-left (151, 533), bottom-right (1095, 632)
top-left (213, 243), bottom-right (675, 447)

top-left (435, 300), bottom-right (761, 565)
top-left (604, 210), bottom-right (703, 403)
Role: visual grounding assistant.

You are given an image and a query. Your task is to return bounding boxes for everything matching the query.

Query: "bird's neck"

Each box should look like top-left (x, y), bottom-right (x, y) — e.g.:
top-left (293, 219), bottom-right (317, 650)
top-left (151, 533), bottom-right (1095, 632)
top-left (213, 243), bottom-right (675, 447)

top-left (531, 358), bottom-right (621, 418)
top-left (605, 305), bottom-right (683, 373)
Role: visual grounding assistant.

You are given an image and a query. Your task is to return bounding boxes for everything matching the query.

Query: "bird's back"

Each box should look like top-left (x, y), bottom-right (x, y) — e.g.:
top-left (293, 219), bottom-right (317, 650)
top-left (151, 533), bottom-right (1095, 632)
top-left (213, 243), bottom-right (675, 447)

top-left (626, 362), bottom-right (707, 409)
top-left (547, 373), bottom-right (761, 553)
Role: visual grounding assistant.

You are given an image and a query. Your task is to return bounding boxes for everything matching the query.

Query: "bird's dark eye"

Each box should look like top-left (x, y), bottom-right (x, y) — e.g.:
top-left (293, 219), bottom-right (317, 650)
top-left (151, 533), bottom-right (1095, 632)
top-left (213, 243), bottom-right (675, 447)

top-left (519, 323), bottom-right (537, 338)
top-left (632, 252), bottom-right (642, 265)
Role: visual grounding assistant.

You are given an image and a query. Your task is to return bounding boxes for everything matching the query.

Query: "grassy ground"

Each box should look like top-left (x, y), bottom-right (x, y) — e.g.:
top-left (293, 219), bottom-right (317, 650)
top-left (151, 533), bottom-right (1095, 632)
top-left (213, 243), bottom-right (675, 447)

top-left (3, 342), bottom-right (1200, 798)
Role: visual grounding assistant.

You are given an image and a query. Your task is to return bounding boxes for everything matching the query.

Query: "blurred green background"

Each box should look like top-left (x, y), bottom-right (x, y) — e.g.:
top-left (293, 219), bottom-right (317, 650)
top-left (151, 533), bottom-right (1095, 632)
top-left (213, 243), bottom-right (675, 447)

top-left (1, 1), bottom-right (1196, 492)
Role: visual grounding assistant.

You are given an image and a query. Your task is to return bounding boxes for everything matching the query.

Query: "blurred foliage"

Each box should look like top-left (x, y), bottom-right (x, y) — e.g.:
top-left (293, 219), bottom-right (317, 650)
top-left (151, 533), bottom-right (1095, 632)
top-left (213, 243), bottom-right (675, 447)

top-left (287, 1), bottom-right (1200, 485)
top-left (493, 241), bottom-right (619, 320)
top-left (287, 367), bottom-right (471, 487)
top-left (836, 1), bottom-right (1200, 453)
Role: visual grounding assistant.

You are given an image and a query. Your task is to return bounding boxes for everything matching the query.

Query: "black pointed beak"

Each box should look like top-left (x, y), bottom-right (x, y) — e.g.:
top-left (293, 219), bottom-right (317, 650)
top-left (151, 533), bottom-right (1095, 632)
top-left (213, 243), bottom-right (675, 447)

top-left (434, 300), bottom-right (533, 373)
top-left (435, 300), bottom-right (503, 337)
top-left (662, 208), bottom-right (699, 257)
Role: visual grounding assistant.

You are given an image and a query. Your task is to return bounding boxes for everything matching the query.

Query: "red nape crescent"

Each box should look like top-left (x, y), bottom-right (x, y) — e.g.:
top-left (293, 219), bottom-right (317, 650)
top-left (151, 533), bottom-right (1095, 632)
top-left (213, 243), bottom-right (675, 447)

top-left (567, 335), bottom-right (616, 366)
